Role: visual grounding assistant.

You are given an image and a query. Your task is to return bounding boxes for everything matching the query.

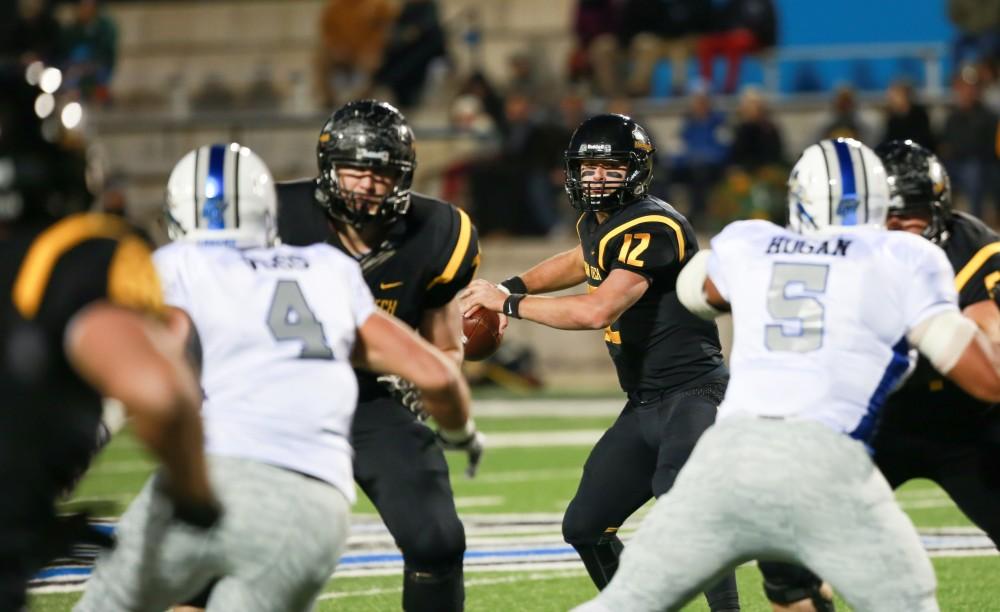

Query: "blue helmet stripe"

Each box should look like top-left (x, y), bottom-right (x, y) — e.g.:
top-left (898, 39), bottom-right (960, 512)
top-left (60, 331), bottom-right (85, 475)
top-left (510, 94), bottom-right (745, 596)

top-left (204, 144), bottom-right (227, 229)
top-left (832, 140), bottom-right (858, 225)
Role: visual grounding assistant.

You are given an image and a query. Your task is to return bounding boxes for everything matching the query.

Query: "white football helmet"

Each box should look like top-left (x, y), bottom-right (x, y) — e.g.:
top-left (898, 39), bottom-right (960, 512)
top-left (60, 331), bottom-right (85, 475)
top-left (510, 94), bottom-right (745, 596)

top-left (165, 143), bottom-right (277, 247)
top-left (787, 138), bottom-right (890, 235)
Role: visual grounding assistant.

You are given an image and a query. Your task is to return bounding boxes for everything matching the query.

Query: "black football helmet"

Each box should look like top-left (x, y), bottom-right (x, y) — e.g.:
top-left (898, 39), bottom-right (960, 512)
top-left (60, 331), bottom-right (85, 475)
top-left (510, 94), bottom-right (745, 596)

top-left (564, 114), bottom-right (655, 213)
top-left (315, 99), bottom-right (416, 228)
top-left (874, 139), bottom-right (952, 244)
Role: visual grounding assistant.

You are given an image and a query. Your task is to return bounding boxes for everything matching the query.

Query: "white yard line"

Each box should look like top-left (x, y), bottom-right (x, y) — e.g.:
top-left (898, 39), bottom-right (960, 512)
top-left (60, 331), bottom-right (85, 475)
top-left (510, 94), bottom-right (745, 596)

top-left (318, 570), bottom-right (587, 600)
top-left (473, 399), bottom-right (622, 417)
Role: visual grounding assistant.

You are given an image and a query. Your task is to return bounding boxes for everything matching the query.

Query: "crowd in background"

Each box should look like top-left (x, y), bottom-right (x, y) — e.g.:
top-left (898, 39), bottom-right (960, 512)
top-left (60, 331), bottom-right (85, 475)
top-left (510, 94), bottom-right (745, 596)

top-left (3, 0), bottom-right (118, 105)
top-left (4, 0), bottom-right (1000, 236)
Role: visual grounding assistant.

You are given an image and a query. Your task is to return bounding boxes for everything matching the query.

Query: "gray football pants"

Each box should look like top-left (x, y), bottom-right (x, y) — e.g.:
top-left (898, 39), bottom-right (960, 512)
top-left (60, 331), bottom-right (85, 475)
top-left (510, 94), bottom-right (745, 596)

top-left (573, 416), bottom-right (938, 612)
top-left (74, 456), bottom-right (350, 612)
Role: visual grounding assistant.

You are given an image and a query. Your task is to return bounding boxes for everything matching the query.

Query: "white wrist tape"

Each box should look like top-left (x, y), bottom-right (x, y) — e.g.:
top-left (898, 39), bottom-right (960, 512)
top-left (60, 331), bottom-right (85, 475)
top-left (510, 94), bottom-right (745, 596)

top-left (496, 283), bottom-right (511, 296)
top-left (676, 250), bottom-right (725, 320)
top-left (440, 418), bottom-right (477, 443)
top-left (907, 310), bottom-right (978, 374)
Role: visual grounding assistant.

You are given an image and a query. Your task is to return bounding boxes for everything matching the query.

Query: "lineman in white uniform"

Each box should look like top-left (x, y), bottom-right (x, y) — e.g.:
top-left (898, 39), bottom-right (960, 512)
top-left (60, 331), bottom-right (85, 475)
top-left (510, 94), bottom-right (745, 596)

top-left (76, 144), bottom-right (476, 612)
top-left (573, 138), bottom-right (1000, 612)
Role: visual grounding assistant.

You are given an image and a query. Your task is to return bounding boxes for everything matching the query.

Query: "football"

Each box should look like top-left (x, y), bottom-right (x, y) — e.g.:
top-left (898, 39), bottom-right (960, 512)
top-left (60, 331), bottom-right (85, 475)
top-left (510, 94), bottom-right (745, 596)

top-left (462, 308), bottom-right (503, 361)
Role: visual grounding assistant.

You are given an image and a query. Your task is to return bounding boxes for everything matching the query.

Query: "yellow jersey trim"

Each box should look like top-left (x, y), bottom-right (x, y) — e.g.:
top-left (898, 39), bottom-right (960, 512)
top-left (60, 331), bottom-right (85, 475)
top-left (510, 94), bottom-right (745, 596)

top-left (427, 208), bottom-right (473, 289)
top-left (108, 234), bottom-right (165, 315)
top-left (954, 241), bottom-right (1000, 293)
top-left (597, 215), bottom-right (685, 271)
top-left (13, 213), bottom-right (130, 319)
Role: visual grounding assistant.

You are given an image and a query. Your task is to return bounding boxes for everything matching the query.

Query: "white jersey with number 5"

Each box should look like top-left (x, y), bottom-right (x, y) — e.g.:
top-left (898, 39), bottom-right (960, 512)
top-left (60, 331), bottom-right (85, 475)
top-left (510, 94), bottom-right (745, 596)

top-left (707, 220), bottom-right (959, 442)
top-left (154, 241), bottom-right (374, 502)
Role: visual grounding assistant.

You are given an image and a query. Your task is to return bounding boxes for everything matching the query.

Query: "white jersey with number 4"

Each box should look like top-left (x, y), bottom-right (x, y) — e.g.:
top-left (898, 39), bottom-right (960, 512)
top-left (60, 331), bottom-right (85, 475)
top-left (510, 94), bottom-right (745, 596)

top-left (707, 220), bottom-right (959, 442)
top-left (154, 241), bottom-right (375, 502)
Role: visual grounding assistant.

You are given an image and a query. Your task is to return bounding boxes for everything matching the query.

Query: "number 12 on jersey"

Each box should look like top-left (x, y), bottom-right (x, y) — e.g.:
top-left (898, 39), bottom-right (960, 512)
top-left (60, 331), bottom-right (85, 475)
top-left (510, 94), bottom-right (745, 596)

top-left (765, 263), bottom-right (829, 353)
top-left (267, 280), bottom-right (334, 359)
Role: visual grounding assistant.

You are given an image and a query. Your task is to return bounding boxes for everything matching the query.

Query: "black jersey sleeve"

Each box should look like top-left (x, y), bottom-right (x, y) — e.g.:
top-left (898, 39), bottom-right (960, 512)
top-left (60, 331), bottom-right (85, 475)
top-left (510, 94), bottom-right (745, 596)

top-left (424, 207), bottom-right (481, 309)
top-left (600, 215), bottom-right (686, 280)
top-left (955, 242), bottom-right (1000, 305)
top-left (276, 179), bottom-right (331, 246)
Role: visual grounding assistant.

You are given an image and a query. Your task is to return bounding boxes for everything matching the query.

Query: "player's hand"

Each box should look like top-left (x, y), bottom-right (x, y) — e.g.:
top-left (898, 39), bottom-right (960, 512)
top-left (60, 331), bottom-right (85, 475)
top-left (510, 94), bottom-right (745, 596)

top-left (377, 374), bottom-right (428, 420)
top-left (153, 471), bottom-right (223, 529)
top-left (496, 312), bottom-right (509, 335)
top-left (459, 280), bottom-right (506, 318)
top-left (436, 427), bottom-right (486, 478)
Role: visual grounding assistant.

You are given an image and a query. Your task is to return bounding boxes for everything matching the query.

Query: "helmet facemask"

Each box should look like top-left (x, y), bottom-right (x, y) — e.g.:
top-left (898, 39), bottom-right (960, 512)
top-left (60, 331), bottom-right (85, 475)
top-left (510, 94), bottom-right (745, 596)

top-left (315, 101), bottom-right (417, 229)
top-left (316, 158), bottom-right (413, 229)
top-left (565, 151), bottom-right (650, 213)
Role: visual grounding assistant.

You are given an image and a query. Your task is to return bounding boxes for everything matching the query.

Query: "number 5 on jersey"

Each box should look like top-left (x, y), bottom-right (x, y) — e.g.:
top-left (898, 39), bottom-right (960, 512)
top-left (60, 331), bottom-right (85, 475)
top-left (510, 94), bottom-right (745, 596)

top-left (267, 280), bottom-right (334, 359)
top-left (618, 233), bottom-right (651, 267)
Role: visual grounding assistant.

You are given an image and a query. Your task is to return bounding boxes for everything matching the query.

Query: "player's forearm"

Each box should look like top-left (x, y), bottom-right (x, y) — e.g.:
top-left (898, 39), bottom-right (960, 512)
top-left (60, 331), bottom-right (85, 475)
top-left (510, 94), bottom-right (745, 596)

top-left (420, 364), bottom-right (472, 430)
top-left (517, 246), bottom-right (587, 294)
top-left (516, 293), bottom-right (616, 331)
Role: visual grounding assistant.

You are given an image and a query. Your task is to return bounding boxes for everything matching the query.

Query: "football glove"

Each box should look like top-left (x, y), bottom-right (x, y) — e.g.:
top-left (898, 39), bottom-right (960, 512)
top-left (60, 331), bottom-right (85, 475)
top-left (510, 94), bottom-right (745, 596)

top-left (377, 374), bottom-right (428, 420)
top-left (436, 423), bottom-right (485, 478)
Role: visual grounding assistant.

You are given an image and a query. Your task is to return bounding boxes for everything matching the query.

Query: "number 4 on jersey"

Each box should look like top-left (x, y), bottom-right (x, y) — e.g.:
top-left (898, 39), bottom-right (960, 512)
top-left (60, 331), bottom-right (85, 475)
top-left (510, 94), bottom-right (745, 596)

top-left (267, 280), bottom-right (334, 359)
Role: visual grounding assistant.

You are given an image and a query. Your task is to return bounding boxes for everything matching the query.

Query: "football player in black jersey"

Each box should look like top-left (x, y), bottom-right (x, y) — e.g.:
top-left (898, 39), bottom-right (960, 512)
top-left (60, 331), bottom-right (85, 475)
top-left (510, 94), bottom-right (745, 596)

top-left (0, 65), bottom-right (217, 610)
top-left (459, 114), bottom-right (740, 611)
top-left (758, 140), bottom-right (1000, 612)
top-left (276, 100), bottom-right (483, 612)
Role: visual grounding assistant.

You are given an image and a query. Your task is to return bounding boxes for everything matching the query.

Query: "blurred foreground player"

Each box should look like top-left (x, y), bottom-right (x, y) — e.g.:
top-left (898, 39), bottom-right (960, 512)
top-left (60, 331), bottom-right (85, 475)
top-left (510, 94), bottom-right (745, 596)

top-left (758, 140), bottom-right (1000, 611)
top-left (76, 144), bottom-right (474, 611)
top-left (459, 114), bottom-right (740, 611)
top-left (0, 66), bottom-right (216, 610)
top-left (278, 100), bottom-right (483, 612)
top-left (574, 138), bottom-right (1000, 612)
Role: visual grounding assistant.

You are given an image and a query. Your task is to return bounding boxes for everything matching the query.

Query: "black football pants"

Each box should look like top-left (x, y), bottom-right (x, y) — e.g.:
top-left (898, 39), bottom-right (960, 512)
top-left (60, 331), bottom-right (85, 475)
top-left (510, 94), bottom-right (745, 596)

top-left (561, 376), bottom-right (741, 611)
top-left (353, 396), bottom-right (467, 612)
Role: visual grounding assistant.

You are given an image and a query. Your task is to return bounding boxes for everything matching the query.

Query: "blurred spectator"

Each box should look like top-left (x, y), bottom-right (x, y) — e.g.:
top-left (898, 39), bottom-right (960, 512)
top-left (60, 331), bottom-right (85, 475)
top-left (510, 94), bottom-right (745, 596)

top-left (454, 71), bottom-right (506, 133)
top-left (60, 0), bottom-right (118, 105)
top-left (949, 0), bottom-right (1000, 67)
top-left (191, 73), bottom-right (238, 112)
top-left (729, 87), bottom-right (783, 170)
top-left (697, 0), bottom-right (776, 94)
top-left (670, 88), bottom-right (730, 226)
top-left (712, 87), bottom-right (786, 227)
top-left (570, 0), bottom-right (620, 95)
top-left (243, 64), bottom-right (282, 111)
top-left (879, 80), bottom-right (935, 150)
top-left (467, 93), bottom-right (563, 236)
top-left (620, 0), bottom-right (711, 97)
top-left (372, 0), bottom-right (448, 109)
top-left (939, 66), bottom-right (1000, 219)
top-left (817, 85), bottom-right (869, 142)
top-left (2, 0), bottom-right (62, 66)
top-left (506, 50), bottom-right (556, 104)
top-left (314, 0), bottom-right (395, 109)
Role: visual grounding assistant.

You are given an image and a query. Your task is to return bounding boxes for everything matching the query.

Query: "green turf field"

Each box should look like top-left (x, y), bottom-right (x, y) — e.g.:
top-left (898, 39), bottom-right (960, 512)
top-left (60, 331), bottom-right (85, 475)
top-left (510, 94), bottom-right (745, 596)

top-left (33, 404), bottom-right (998, 611)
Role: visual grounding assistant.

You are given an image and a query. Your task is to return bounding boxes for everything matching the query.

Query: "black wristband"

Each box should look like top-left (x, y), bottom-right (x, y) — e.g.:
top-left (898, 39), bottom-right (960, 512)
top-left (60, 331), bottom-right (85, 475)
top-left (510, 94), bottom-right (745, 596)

top-left (502, 293), bottom-right (526, 319)
top-left (500, 276), bottom-right (528, 295)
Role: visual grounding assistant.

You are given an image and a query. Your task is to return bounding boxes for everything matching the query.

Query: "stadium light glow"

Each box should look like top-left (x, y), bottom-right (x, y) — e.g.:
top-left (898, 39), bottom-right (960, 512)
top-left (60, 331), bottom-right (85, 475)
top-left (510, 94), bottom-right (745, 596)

top-left (61, 102), bottom-right (84, 130)
top-left (25, 62), bottom-right (44, 86)
top-left (39, 68), bottom-right (62, 94)
top-left (34, 93), bottom-right (55, 119)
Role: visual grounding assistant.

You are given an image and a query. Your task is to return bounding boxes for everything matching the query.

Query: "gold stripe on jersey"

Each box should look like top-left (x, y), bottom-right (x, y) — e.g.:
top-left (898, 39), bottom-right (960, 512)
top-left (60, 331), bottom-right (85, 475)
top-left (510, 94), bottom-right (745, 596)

top-left (954, 241), bottom-right (1000, 293)
top-left (108, 234), bottom-right (165, 316)
top-left (575, 213), bottom-right (586, 240)
top-left (985, 271), bottom-right (1000, 296)
top-left (427, 208), bottom-right (473, 289)
top-left (13, 213), bottom-right (131, 319)
top-left (597, 215), bottom-right (685, 271)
